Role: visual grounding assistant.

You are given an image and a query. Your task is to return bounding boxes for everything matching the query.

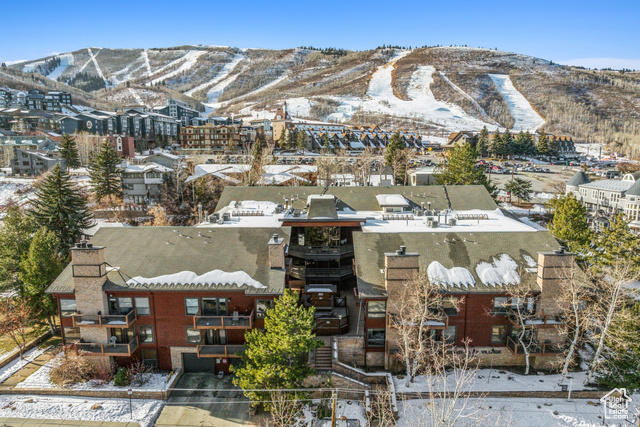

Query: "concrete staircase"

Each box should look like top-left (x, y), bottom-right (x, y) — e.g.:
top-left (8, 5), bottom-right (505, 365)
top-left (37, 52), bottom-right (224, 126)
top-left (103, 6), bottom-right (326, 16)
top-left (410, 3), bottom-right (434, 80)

top-left (313, 346), bottom-right (333, 371)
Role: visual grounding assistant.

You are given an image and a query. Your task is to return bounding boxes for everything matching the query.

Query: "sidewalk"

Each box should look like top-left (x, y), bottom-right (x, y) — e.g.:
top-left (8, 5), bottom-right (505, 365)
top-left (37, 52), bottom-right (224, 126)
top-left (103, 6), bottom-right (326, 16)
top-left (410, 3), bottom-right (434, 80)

top-left (0, 418), bottom-right (138, 426)
top-left (0, 351), bottom-right (55, 390)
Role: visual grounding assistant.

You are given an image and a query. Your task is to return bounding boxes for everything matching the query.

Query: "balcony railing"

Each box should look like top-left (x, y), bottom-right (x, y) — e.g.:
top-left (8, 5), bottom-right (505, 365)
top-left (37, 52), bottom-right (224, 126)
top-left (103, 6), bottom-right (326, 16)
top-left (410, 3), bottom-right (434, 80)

top-left (314, 306), bottom-right (349, 335)
top-left (288, 244), bottom-right (354, 260)
top-left (506, 337), bottom-right (563, 356)
top-left (508, 313), bottom-right (562, 328)
top-left (76, 337), bottom-right (139, 357)
top-left (72, 309), bottom-right (137, 328)
top-left (196, 344), bottom-right (245, 358)
top-left (290, 265), bottom-right (354, 280)
top-left (193, 310), bottom-right (254, 329)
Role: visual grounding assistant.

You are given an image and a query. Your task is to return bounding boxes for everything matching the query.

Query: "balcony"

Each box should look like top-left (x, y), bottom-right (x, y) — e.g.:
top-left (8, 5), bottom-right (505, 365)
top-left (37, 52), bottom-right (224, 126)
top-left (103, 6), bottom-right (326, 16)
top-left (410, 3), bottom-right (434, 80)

top-left (193, 310), bottom-right (254, 329)
top-left (508, 313), bottom-right (562, 328)
top-left (314, 299), bottom-right (349, 335)
top-left (290, 265), bottom-right (354, 280)
top-left (76, 337), bottom-right (139, 357)
top-left (196, 344), bottom-right (245, 358)
top-left (288, 244), bottom-right (354, 261)
top-left (72, 309), bottom-right (137, 328)
top-left (506, 337), bottom-right (563, 356)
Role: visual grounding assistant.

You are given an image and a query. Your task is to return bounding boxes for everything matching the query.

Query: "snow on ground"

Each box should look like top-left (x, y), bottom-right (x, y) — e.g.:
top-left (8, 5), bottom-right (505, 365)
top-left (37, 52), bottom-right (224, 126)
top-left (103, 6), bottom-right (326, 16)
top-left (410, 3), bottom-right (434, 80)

top-left (285, 97), bottom-right (312, 118)
top-left (328, 51), bottom-right (496, 131)
top-left (488, 74), bottom-right (545, 132)
top-left (16, 353), bottom-right (172, 391)
top-left (0, 394), bottom-right (163, 427)
top-left (0, 346), bottom-right (49, 385)
top-left (46, 53), bottom-right (74, 81)
top-left (439, 71), bottom-right (497, 124)
top-left (394, 369), bottom-right (594, 394)
top-left (314, 400), bottom-right (367, 427)
top-left (185, 50), bottom-right (246, 97)
top-left (398, 397), bottom-right (622, 427)
top-left (128, 88), bottom-right (144, 105)
top-left (142, 49), bottom-right (152, 75)
top-left (501, 202), bottom-right (549, 216)
top-left (150, 50), bottom-right (207, 85)
top-left (0, 182), bottom-right (31, 207)
top-left (87, 48), bottom-right (106, 83)
top-left (575, 143), bottom-right (608, 157)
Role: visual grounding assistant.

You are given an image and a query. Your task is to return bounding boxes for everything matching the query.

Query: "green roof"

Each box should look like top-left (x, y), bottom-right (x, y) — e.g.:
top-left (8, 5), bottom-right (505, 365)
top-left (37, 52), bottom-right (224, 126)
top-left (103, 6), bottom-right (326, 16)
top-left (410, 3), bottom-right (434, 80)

top-left (216, 185), bottom-right (497, 213)
top-left (354, 230), bottom-right (560, 298)
top-left (47, 227), bottom-right (290, 295)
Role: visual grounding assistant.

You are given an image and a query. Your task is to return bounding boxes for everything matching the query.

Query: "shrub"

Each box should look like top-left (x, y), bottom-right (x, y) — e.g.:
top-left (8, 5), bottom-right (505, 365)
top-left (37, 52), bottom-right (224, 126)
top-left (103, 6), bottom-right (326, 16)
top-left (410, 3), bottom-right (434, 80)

top-left (92, 363), bottom-right (115, 385)
top-left (50, 350), bottom-right (95, 386)
top-left (113, 367), bottom-right (130, 387)
top-left (128, 360), bottom-right (154, 387)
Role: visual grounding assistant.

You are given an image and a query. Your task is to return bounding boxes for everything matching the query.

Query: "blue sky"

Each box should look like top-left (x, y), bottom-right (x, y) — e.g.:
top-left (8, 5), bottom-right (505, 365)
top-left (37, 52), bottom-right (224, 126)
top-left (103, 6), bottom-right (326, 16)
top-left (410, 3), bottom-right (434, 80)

top-left (1, 0), bottom-right (639, 69)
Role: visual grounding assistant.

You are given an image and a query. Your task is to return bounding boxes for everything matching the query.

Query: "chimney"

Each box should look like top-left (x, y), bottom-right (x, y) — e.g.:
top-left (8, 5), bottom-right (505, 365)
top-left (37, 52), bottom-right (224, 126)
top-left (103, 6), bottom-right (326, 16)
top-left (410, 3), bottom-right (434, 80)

top-left (70, 242), bottom-right (110, 349)
top-left (268, 234), bottom-right (286, 269)
top-left (536, 249), bottom-right (575, 316)
top-left (384, 246), bottom-right (419, 297)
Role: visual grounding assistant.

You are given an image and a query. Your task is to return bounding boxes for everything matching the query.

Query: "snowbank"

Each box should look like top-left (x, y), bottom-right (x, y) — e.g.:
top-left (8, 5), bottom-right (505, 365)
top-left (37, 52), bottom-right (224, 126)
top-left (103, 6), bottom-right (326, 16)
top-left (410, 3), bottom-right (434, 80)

top-left (0, 394), bottom-right (163, 427)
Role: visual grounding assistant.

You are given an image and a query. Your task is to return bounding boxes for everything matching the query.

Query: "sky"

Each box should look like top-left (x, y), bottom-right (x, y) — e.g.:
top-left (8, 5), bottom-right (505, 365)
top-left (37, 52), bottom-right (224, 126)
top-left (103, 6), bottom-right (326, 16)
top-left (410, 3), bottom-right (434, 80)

top-left (1, 0), bottom-right (639, 69)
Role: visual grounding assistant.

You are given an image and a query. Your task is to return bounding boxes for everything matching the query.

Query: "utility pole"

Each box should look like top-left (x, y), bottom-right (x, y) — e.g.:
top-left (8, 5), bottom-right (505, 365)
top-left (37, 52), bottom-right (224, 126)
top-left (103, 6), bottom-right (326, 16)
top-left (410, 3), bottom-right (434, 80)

top-left (331, 389), bottom-right (337, 427)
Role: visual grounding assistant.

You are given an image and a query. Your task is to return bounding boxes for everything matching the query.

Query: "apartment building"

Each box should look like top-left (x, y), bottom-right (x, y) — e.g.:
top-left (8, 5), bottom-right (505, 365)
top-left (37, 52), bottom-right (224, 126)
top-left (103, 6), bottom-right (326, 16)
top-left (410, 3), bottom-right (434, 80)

top-left (178, 124), bottom-right (247, 153)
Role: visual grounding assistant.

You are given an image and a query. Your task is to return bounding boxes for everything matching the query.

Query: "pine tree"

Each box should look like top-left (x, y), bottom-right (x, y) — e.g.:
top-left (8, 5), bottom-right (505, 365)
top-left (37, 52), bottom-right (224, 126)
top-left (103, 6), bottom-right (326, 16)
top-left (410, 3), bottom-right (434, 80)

top-left (58, 134), bottom-right (81, 170)
top-left (89, 140), bottom-right (123, 201)
top-left (491, 132), bottom-right (505, 158)
top-left (537, 130), bottom-right (549, 159)
top-left (504, 177), bottom-right (533, 204)
top-left (476, 126), bottom-right (489, 158)
top-left (285, 130), bottom-right (293, 150)
top-left (278, 130), bottom-right (286, 149)
top-left (29, 164), bottom-right (93, 254)
top-left (436, 143), bottom-right (496, 195)
top-left (296, 131), bottom-right (306, 152)
top-left (502, 129), bottom-right (514, 158)
top-left (523, 131), bottom-right (537, 157)
top-left (592, 214), bottom-right (640, 271)
top-left (20, 227), bottom-right (64, 334)
top-left (232, 290), bottom-right (322, 406)
top-left (547, 194), bottom-right (591, 252)
top-left (0, 205), bottom-right (38, 294)
top-left (322, 133), bottom-right (330, 152)
top-left (385, 132), bottom-right (408, 184)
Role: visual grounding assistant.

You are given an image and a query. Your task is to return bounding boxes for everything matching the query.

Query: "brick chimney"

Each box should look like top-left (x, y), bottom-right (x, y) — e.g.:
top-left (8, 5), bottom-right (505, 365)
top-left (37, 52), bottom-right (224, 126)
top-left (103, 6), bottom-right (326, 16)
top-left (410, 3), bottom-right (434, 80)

top-left (384, 246), bottom-right (419, 298)
top-left (536, 248), bottom-right (575, 317)
top-left (268, 234), bottom-right (286, 269)
top-left (71, 241), bottom-right (109, 346)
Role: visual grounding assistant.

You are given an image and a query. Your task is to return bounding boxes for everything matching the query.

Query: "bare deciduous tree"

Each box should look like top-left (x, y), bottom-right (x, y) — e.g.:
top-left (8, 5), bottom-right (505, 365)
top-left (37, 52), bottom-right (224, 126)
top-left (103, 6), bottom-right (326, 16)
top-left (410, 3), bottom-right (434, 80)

top-left (0, 298), bottom-right (37, 359)
top-left (363, 386), bottom-right (397, 427)
top-left (501, 280), bottom-right (539, 375)
top-left (263, 390), bottom-right (305, 427)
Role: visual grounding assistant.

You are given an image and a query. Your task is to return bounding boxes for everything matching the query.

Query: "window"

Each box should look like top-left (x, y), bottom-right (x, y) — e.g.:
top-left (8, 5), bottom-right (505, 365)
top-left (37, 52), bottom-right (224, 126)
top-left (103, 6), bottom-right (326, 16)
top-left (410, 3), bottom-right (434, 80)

top-left (256, 299), bottom-right (275, 319)
top-left (592, 190), bottom-right (597, 199)
top-left (59, 299), bottom-right (77, 317)
top-left (111, 328), bottom-right (134, 344)
top-left (367, 329), bottom-right (385, 347)
top-left (138, 326), bottom-right (154, 343)
top-left (202, 297), bottom-right (228, 316)
top-left (135, 298), bottom-right (150, 316)
top-left (142, 349), bottom-right (158, 368)
top-left (185, 298), bottom-right (199, 316)
top-left (493, 297), bottom-right (509, 315)
top-left (367, 301), bottom-right (386, 318)
top-left (491, 325), bottom-right (507, 344)
top-left (186, 327), bottom-right (201, 344)
top-left (443, 299), bottom-right (458, 316)
top-left (63, 327), bottom-right (80, 343)
top-left (109, 297), bottom-right (133, 315)
top-left (443, 326), bottom-right (457, 344)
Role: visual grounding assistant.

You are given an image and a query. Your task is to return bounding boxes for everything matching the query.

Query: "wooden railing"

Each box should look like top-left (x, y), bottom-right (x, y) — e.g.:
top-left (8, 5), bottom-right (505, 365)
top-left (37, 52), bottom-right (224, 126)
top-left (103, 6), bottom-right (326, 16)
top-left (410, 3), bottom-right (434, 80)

top-left (508, 313), bottom-right (561, 328)
top-left (192, 310), bottom-right (254, 329)
top-left (506, 337), bottom-right (563, 356)
top-left (72, 309), bottom-right (137, 328)
top-left (196, 344), bottom-right (245, 358)
top-left (76, 337), bottom-right (139, 357)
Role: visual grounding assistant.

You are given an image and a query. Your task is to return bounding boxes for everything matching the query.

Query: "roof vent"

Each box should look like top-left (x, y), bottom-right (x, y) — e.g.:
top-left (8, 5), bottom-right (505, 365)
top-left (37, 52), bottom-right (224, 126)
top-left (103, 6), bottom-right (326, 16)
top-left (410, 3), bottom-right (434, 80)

top-left (273, 234), bottom-right (279, 243)
top-left (554, 246), bottom-right (567, 254)
top-left (396, 245), bottom-right (407, 255)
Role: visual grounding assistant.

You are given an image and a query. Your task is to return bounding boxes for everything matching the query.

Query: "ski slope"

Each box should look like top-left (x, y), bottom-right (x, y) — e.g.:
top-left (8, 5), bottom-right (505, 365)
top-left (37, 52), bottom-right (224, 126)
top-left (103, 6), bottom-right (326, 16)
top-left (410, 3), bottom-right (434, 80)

top-left (329, 51), bottom-right (496, 131)
top-left (150, 50), bottom-right (206, 85)
top-left (87, 48), bottom-right (106, 82)
top-left (184, 51), bottom-right (246, 97)
top-left (46, 53), bottom-right (74, 81)
top-left (489, 74), bottom-right (545, 131)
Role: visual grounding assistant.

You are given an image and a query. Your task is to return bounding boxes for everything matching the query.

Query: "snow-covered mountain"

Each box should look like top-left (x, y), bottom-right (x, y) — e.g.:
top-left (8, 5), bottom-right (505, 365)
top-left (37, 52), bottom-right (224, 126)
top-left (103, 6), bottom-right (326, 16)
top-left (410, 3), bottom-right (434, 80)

top-left (5, 45), bottom-right (640, 150)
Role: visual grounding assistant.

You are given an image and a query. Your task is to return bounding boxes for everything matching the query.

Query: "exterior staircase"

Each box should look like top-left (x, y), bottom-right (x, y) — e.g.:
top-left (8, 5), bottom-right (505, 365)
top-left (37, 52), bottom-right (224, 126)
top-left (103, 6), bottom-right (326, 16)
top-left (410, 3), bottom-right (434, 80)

top-left (313, 346), bottom-right (333, 371)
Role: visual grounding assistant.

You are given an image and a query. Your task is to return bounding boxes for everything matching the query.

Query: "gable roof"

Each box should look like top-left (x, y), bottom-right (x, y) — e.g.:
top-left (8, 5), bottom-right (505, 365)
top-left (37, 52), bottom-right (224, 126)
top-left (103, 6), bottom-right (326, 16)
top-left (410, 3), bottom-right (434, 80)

top-left (567, 170), bottom-right (591, 187)
top-left (626, 179), bottom-right (640, 197)
top-left (47, 227), bottom-right (289, 295)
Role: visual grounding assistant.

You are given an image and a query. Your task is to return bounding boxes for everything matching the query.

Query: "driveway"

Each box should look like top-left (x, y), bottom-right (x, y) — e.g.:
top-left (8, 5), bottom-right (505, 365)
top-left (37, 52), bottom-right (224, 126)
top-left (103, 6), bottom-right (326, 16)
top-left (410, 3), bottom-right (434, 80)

top-left (155, 373), bottom-right (252, 426)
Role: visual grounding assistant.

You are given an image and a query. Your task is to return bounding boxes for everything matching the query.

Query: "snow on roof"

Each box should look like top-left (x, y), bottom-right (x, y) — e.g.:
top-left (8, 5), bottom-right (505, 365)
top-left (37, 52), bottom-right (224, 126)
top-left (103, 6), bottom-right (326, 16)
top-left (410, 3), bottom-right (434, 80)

top-left (475, 254), bottom-right (520, 286)
top-left (376, 194), bottom-right (409, 207)
top-left (124, 162), bottom-right (172, 173)
top-left (127, 269), bottom-right (265, 289)
top-left (427, 261), bottom-right (476, 287)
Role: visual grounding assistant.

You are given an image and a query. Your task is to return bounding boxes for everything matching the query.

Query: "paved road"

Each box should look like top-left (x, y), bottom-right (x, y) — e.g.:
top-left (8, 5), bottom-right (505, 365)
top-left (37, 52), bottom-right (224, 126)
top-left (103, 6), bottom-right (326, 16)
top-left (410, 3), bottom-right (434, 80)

top-left (154, 373), bottom-right (251, 427)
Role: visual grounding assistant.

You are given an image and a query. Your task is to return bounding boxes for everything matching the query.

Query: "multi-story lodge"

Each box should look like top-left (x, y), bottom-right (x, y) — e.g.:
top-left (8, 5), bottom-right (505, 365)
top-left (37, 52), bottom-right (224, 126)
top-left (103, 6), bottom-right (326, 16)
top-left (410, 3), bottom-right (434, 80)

top-left (48, 185), bottom-right (570, 374)
top-left (154, 99), bottom-right (201, 127)
top-left (178, 124), bottom-right (247, 153)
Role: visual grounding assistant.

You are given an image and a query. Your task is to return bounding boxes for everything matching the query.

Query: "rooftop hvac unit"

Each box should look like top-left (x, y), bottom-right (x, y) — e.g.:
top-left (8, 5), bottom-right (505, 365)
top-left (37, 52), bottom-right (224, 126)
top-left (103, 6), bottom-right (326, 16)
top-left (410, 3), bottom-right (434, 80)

top-left (448, 218), bottom-right (457, 226)
top-left (222, 213), bottom-right (230, 221)
top-left (275, 204), bottom-right (283, 214)
top-left (293, 209), bottom-right (301, 217)
top-left (208, 213), bottom-right (220, 223)
top-left (427, 219), bottom-right (439, 228)
top-left (413, 208), bottom-right (423, 217)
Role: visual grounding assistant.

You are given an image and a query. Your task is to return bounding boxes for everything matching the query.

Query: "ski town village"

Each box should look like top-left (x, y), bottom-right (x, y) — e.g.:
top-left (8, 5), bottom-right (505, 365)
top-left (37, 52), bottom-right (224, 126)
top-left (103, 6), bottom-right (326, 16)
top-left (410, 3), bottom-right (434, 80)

top-left (0, 95), bottom-right (639, 426)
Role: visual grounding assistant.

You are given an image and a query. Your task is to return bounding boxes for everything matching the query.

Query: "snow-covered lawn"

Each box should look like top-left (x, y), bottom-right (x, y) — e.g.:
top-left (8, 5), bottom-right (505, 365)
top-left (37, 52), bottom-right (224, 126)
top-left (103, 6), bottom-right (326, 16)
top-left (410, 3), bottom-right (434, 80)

top-left (303, 399), bottom-right (367, 427)
top-left (489, 74), bottom-right (545, 132)
top-left (393, 369), bottom-right (595, 394)
top-left (0, 394), bottom-right (163, 427)
top-left (0, 346), bottom-right (49, 384)
top-left (398, 397), bottom-right (628, 427)
top-left (15, 353), bottom-right (173, 391)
